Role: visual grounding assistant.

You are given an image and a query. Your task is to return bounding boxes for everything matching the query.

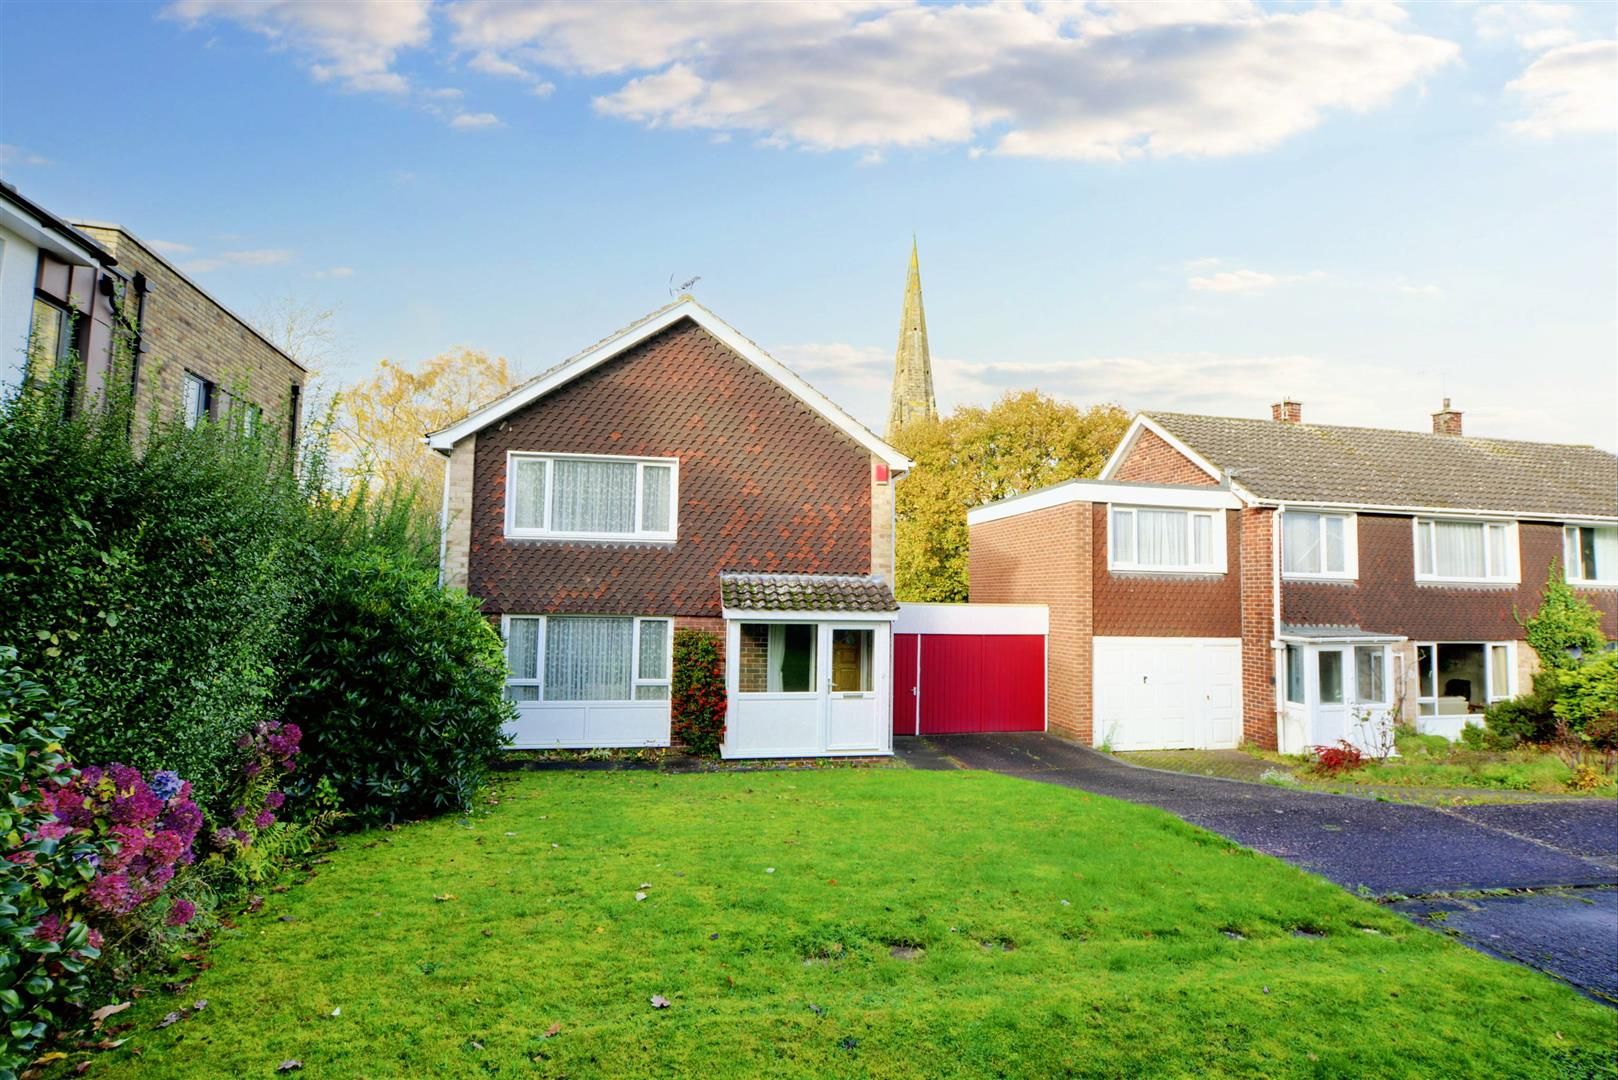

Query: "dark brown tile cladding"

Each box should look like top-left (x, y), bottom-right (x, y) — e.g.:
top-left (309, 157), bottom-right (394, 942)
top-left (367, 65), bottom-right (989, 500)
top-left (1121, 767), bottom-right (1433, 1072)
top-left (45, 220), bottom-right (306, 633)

top-left (1091, 504), bottom-right (1242, 637)
top-left (1283, 516), bottom-right (1618, 640)
top-left (469, 320), bottom-right (872, 617)
top-left (1113, 428), bottom-right (1219, 486)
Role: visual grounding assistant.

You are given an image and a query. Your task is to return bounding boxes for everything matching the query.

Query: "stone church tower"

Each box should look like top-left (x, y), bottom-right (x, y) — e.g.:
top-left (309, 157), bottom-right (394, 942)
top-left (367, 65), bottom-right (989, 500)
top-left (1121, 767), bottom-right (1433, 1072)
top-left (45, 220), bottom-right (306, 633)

top-left (886, 238), bottom-right (938, 434)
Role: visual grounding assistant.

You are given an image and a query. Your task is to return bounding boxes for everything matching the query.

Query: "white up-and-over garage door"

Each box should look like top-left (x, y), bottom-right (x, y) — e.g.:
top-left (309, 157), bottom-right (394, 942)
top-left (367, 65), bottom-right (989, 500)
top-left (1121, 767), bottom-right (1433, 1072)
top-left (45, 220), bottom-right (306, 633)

top-left (1093, 637), bottom-right (1242, 751)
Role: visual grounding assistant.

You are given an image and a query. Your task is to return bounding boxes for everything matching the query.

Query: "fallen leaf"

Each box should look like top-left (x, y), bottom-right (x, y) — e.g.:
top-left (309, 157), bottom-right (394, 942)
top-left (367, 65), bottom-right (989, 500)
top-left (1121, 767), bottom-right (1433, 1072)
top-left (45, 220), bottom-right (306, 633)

top-left (543, 1022), bottom-right (562, 1038)
top-left (92, 1039), bottom-right (126, 1051)
top-left (331, 1007), bottom-right (341, 1017)
top-left (634, 892), bottom-right (647, 902)
top-left (650, 995), bottom-right (671, 1009)
top-left (31, 1052), bottom-right (68, 1065)
top-left (434, 894), bottom-right (456, 903)
top-left (277, 1061), bottom-right (303, 1073)
top-left (639, 882), bottom-right (651, 889)
top-left (90, 1002), bottom-right (131, 1028)
top-left (277, 916), bottom-right (295, 923)
top-left (155, 1012), bottom-right (183, 1029)
top-left (74, 1062), bottom-right (92, 1075)
top-left (764, 867), bottom-right (775, 874)
top-left (708, 933), bottom-right (719, 941)
top-left (245, 895), bottom-right (265, 914)
top-left (192, 1000), bottom-right (208, 1012)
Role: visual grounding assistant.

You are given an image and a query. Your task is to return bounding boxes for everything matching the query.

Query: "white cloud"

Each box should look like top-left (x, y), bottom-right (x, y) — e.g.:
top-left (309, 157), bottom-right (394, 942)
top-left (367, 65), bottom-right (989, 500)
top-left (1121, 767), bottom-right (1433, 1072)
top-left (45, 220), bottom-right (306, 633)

top-left (315, 266), bottom-right (355, 279)
top-left (164, 0), bottom-right (431, 94)
top-left (449, 111), bottom-right (502, 130)
top-left (444, 1), bottom-right (1458, 160)
top-left (1474, 3), bottom-right (1578, 51)
top-left (183, 248), bottom-right (294, 273)
top-left (147, 239), bottom-right (194, 255)
top-left (1505, 39), bottom-right (1618, 137)
top-left (0, 144), bottom-right (51, 167)
top-left (1188, 268), bottom-right (1325, 294)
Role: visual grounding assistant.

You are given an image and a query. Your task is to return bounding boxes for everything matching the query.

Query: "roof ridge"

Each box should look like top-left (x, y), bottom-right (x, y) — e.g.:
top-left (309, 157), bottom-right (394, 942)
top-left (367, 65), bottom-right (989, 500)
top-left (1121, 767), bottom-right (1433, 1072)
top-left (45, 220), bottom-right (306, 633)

top-left (1146, 410), bottom-right (1609, 455)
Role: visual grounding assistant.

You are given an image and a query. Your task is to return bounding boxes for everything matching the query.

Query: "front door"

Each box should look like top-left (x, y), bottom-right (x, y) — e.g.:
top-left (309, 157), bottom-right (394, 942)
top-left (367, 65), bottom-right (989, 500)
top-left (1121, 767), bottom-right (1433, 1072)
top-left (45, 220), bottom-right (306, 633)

top-left (1312, 646), bottom-right (1350, 746)
top-left (825, 624), bottom-right (882, 751)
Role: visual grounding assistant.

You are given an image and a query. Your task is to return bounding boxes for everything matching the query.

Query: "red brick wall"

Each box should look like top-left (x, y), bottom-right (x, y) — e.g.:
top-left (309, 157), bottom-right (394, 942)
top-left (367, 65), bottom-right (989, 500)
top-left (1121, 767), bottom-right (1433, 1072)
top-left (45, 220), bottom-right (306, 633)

top-left (969, 504), bottom-right (1093, 741)
top-left (1239, 507), bottom-right (1278, 747)
top-left (1112, 428), bottom-right (1218, 486)
top-left (1282, 517), bottom-right (1618, 640)
top-left (1091, 505), bottom-right (1242, 637)
top-left (469, 320), bottom-right (872, 617)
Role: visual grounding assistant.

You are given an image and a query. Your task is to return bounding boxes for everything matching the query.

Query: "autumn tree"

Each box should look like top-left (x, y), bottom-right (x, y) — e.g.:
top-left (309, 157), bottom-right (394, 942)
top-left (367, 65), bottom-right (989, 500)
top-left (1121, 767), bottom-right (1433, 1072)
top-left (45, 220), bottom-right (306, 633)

top-left (891, 390), bottom-right (1130, 602)
top-left (332, 347), bottom-right (518, 512)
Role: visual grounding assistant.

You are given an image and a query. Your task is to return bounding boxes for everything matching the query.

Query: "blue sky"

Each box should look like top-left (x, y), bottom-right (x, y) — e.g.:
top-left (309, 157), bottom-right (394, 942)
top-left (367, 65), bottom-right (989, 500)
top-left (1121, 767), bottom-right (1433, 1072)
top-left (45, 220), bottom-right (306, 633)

top-left (2, 1), bottom-right (1614, 447)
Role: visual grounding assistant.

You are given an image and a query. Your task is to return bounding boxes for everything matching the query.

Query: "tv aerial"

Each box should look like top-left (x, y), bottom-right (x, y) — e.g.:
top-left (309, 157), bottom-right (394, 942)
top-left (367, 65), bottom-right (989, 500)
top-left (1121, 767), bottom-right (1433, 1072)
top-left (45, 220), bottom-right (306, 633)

top-left (669, 273), bottom-right (701, 297)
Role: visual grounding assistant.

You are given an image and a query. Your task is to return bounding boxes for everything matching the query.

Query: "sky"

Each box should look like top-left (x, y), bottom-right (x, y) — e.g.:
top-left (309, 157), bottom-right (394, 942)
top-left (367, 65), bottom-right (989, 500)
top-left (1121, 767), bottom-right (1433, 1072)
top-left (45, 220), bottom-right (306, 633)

top-left (1, 1), bottom-right (1614, 448)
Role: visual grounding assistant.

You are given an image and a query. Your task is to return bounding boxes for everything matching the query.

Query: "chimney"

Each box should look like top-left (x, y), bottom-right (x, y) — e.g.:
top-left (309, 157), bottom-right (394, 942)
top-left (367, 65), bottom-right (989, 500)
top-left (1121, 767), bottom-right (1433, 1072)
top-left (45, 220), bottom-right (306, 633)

top-left (1432, 398), bottom-right (1463, 436)
top-left (1271, 398), bottom-right (1302, 424)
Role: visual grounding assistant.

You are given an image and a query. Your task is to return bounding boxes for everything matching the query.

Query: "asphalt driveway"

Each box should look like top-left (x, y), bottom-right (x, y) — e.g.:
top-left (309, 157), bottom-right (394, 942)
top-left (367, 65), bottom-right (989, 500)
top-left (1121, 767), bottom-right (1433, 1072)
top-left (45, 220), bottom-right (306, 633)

top-left (898, 732), bottom-right (1618, 1002)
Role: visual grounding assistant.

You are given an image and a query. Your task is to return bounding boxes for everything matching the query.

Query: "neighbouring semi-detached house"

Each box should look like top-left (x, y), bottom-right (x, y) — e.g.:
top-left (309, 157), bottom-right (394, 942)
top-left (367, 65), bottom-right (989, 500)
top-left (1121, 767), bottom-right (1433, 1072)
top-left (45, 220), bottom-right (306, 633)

top-left (968, 400), bottom-right (1618, 755)
top-left (0, 182), bottom-right (305, 442)
top-left (429, 297), bottom-right (914, 758)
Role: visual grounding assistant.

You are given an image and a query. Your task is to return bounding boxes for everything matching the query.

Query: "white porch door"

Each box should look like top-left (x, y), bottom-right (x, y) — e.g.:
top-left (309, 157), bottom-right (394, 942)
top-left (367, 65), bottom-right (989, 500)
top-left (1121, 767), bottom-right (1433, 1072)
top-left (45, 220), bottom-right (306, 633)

top-left (825, 625), bottom-right (884, 752)
top-left (1312, 647), bottom-right (1350, 746)
top-left (723, 621), bottom-right (890, 758)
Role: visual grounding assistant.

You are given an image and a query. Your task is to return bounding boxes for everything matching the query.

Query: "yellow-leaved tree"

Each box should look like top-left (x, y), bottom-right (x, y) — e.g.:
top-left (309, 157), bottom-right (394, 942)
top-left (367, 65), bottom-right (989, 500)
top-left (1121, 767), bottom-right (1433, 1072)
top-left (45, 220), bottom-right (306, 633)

top-left (332, 347), bottom-right (518, 512)
top-left (891, 390), bottom-right (1131, 602)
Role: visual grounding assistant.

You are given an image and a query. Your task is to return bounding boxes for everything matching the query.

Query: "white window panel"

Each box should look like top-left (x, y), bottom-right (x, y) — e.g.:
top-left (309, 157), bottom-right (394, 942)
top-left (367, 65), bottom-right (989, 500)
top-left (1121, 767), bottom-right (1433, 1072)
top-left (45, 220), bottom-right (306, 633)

top-left (1109, 505), bottom-right (1225, 574)
top-left (1282, 511), bottom-right (1356, 580)
top-left (1565, 525), bottom-right (1618, 586)
top-left (505, 452), bottom-right (679, 541)
top-left (1412, 518), bottom-right (1518, 584)
top-left (503, 615), bottom-right (672, 704)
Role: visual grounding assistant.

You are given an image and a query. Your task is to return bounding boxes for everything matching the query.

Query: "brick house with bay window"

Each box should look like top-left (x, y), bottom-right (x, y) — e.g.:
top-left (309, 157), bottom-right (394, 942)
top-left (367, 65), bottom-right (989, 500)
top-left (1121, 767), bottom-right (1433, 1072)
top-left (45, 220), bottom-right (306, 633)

top-left (429, 297), bottom-right (912, 758)
top-left (969, 400), bottom-right (1617, 753)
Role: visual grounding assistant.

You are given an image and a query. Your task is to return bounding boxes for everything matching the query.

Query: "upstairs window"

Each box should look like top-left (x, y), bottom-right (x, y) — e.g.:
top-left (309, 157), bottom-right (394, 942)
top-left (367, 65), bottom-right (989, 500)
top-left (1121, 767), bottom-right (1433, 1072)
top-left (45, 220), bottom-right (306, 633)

top-left (1282, 511), bottom-right (1356, 579)
top-left (1564, 525), bottom-right (1617, 586)
top-left (1109, 506), bottom-right (1224, 573)
top-left (1413, 518), bottom-right (1517, 583)
top-left (182, 372), bottom-right (214, 428)
top-left (506, 453), bottom-right (677, 541)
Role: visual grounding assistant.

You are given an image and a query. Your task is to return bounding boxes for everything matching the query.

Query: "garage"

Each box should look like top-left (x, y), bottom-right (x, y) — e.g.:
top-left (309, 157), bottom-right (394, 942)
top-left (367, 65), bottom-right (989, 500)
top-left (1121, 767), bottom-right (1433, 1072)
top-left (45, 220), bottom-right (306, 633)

top-left (1092, 637), bottom-right (1242, 751)
top-left (892, 603), bottom-right (1047, 736)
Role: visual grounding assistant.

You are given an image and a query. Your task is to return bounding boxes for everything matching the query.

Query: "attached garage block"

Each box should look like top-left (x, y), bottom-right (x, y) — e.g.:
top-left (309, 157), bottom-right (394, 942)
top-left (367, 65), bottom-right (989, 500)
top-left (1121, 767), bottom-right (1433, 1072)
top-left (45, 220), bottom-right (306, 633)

top-left (1093, 637), bottom-right (1241, 750)
top-left (892, 603), bottom-right (1048, 736)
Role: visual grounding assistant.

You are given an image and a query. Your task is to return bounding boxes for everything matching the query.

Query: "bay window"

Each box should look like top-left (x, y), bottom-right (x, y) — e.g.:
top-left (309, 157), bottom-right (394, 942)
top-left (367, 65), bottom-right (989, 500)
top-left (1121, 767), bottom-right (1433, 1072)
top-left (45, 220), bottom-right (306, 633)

top-left (1564, 525), bottom-right (1617, 586)
top-left (1415, 641), bottom-right (1514, 716)
top-left (1413, 518), bottom-right (1517, 583)
top-left (503, 615), bottom-right (671, 703)
top-left (1283, 511), bottom-right (1355, 579)
top-left (506, 452), bottom-right (677, 541)
top-left (1109, 506), bottom-right (1224, 573)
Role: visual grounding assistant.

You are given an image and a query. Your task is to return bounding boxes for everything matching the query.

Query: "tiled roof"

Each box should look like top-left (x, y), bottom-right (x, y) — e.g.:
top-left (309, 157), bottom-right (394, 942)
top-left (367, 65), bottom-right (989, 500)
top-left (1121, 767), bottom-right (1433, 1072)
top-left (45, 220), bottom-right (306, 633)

top-left (720, 572), bottom-right (898, 613)
top-left (1146, 412), bottom-right (1618, 519)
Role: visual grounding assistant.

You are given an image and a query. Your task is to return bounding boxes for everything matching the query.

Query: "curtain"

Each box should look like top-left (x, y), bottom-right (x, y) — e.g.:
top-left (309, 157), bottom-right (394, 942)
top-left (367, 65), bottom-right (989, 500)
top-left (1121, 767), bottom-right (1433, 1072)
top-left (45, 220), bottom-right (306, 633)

top-left (1323, 516), bottom-right (1345, 573)
top-left (1432, 521), bottom-right (1485, 577)
top-left (638, 619), bottom-right (669, 681)
top-left (1111, 509), bottom-right (1135, 563)
top-left (511, 459), bottom-right (548, 529)
top-left (641, 465), bottom-right (672, 533)
top-left (552, 459), bottom-right (636, 533)
top-left (1591, 527), bottom-right (1618, 581)
top-left (1192, 515), bottom-right (1213, 566)
top-left (1354, 646), bottom-right (1384, 703)
top-left (1137, 510), bottom-right (1187, 566)
top-left (544, 617), bottom-right (633, 701)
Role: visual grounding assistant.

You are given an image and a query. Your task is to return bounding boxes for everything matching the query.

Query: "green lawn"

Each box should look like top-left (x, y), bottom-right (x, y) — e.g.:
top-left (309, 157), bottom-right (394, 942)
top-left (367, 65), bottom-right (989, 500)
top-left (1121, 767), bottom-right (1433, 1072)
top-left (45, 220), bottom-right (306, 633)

top-left (88, 770), bottom-right (1615, 1079)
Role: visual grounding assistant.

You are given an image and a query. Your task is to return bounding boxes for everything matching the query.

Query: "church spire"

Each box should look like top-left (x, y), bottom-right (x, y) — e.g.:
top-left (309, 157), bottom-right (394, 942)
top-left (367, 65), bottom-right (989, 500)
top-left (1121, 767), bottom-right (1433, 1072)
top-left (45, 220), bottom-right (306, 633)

top-left (886, 236), bottom-right (937, 435)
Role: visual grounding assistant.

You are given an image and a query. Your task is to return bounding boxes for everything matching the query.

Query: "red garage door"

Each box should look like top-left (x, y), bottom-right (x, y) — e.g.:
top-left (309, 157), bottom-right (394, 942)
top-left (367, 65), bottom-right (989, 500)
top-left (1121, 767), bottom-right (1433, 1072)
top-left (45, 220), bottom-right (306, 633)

top-left (891, 632), bottom-right (1045, 736)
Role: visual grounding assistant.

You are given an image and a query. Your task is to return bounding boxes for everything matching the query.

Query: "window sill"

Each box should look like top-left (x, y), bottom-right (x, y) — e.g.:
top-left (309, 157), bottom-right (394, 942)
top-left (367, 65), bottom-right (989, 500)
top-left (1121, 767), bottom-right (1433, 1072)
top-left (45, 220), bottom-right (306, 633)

top-left (504, 531), bottom-right (677, 545)
top-left (1413, 577), bottom-right (1519, 588)
top-left (1282, 574), bottom-right (1358, 585)
top-left (1566, 578), bottom-right (1618, 590)
top-left (1108, 564), bottom-right (1226, 577)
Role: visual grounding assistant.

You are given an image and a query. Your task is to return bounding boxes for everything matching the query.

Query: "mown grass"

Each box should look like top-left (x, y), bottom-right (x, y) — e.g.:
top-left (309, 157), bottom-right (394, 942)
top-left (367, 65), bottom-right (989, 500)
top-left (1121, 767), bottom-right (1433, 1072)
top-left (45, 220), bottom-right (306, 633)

top-left (88, 770), bottom-right (1616, 1079)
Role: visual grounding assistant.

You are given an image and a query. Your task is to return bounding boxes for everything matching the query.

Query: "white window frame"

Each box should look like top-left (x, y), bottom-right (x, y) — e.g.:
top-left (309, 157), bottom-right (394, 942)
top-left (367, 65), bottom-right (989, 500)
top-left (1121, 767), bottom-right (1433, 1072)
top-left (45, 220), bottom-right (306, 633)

top-left (504, 451), bottom-right (679, 543)
top-left (182, 371), bottom-right (213, 428)
top-left (1281, 510), bottom-right (1358, 581)
top-left (501, 614), bottom-right (673, 704)
top-left (1563, 523), bottom-right (1618, 588)
top-left (1413, 641), bottom-right (1516, 716)
top-left (1107, 505), bottom-right (1226, 574)
top-left (1411, 517), bottom-right (1519, 585)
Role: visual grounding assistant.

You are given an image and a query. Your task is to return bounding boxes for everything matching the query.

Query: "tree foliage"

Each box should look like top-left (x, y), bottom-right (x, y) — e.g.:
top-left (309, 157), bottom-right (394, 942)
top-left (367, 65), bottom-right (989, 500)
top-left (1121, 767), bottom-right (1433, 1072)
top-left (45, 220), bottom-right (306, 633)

top-left (890, 391), bottom-right (1130, 602)
top-left (1521, 565), bottom-right (1608, 670)
top-left (332, 348), bottom-right (517, 510)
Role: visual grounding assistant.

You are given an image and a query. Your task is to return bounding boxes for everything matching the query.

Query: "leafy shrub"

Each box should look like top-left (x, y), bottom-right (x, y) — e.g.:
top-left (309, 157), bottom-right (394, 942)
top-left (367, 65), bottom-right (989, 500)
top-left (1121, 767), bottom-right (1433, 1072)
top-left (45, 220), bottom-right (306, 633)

top-left (1566, 764), bottom-right (1605, 792)
top-left (1552, 651), bottom-right (1618, 731)
top-left (671, 630), bottom-right (726, 757)
top-left (1521, 568), bottom-right (1607, 671)
top-left (1484, 669), bottom-right (1561, 746)
top-left (203, 720), bottom-right (342, 886)
top-left (281, 548), bottom-right (512, 823)
top-left (1310, 741), bottom-right (1366, 775)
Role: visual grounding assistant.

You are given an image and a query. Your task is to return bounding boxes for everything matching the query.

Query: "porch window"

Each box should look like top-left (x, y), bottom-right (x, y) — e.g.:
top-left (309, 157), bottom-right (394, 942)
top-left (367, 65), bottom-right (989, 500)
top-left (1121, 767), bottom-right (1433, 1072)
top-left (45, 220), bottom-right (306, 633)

top-left (502, 615), bottom-right (671, 702)
top-left (831, 628), bottom-right (873, 693)
top-left (1284, 645), bottom-right (1305, 704)
top-left (1317, 651), bottom-right (1344, 705)
top-left (1564, 525), bottom-right (1618, 586)
top-left (1413, 519), bottom-right (1516, 583)
top-left (1282, 511), bottom-right (1354, 578)
top-left (1354, 646), bottom-right (1386, 703)
top-left (506, 453), bottom-right (678, 541)
top-left (1109, 506), bottom-right (1224, 573)
top-left (1415, 642), bottom-right (1513, 716)
top-left (738, 623), bottom-right (817, 694)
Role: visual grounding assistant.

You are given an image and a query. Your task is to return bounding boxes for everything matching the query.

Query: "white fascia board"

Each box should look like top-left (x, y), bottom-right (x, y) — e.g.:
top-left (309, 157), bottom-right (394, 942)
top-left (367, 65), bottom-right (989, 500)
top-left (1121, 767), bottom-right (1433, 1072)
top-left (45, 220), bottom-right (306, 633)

top-left (1097, 415), bottom-right (1225, 484)
top-left (426, 298), bottom-right (914, 471)
top-left (0, 202), bottom-right (105, 268)
top-left (894, 602), bottom-right (1048, 635)
top-left (721, 608), bottom-right (898, 623)
top-left (1278, 632), bottom-right (1406, 645)
top-left (968, 479), bottom-right (1244, 527)
top-left (1254, 497), bottom-right (1615, 525)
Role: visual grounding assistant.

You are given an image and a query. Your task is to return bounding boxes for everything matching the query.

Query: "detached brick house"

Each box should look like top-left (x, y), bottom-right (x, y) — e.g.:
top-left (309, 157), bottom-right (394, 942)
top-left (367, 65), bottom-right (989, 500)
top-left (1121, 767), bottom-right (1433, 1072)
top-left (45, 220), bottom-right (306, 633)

top-left (429, 298), bottom-right (913, 757)
top-left (969, 401), bottom-right (1617, 753)
top-left (1, 183), bottom-right (305, 441)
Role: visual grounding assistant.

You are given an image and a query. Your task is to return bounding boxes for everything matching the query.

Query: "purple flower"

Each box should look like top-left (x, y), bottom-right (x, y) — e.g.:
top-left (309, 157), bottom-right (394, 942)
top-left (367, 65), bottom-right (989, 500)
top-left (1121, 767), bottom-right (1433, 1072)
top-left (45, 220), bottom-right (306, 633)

top-left (211, 828), bottom-right (238, 850)
top-left (32, 913), bottom-right (65, 942)
top-left (264, 791), bottom-right (286, 810)
top-left (150, 770), bottom-right (183, 802)
top-left (253, 810), bottom-right (276, 830)
top-left (232, 806), bottom-right (248, 821)
top-left (244, 761), bottom-right (263, 778)
top-left (165, 899), bottom-right (197, 927)
top-left (86, 872), bottom-right (135, 917)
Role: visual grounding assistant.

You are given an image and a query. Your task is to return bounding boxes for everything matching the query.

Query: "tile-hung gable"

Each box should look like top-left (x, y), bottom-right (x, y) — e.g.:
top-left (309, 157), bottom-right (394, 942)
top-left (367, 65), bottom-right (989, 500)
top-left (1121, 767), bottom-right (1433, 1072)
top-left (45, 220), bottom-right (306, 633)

top-left (1137, 412), bottom-right (1617, 520)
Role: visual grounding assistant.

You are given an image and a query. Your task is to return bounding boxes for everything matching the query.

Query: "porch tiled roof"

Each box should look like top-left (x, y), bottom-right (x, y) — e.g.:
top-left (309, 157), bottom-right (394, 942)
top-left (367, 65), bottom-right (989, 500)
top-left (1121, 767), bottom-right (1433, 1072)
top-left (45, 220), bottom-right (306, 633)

top-left (720, 572), bottom-right (898, 613)
top-left (1146, 412), bottom-right (1618, 519)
